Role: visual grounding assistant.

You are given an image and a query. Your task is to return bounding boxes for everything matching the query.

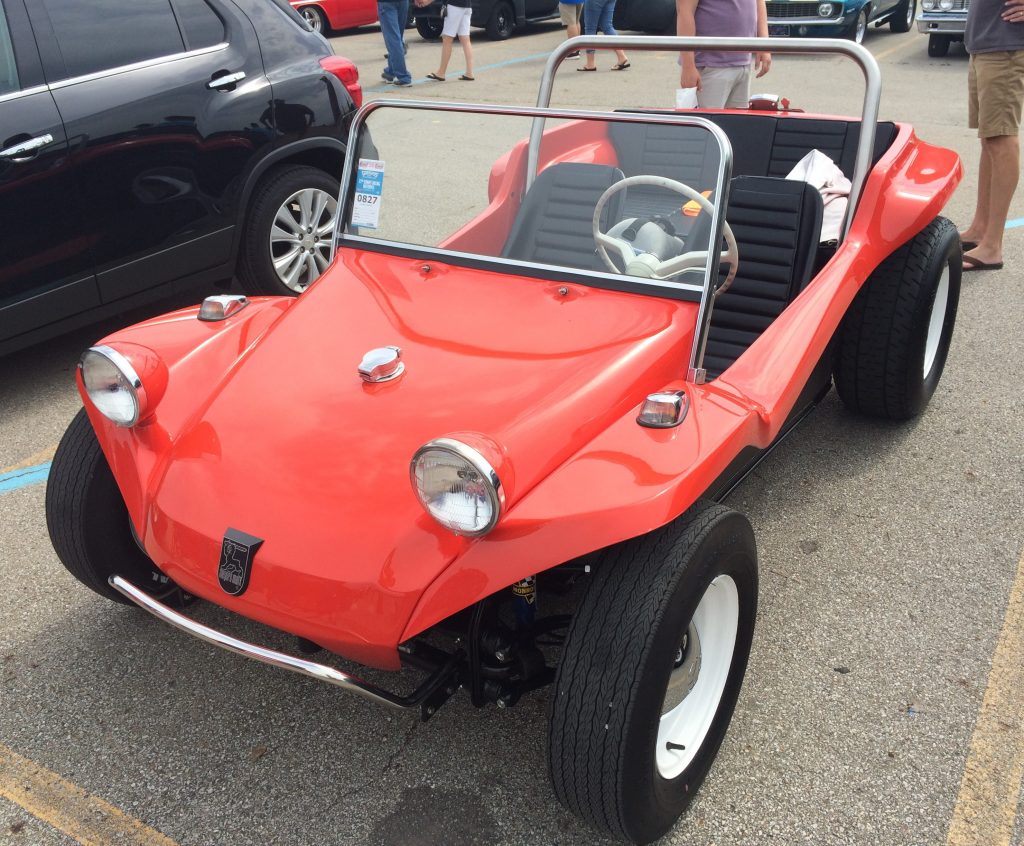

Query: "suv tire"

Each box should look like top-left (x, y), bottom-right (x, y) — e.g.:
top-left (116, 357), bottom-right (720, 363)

top-left (485, 1), bottom-right (516, 39)
top-left (238, 165), bottom-right (339, 296)
top-left (928, 33), bottom-right (951, 56)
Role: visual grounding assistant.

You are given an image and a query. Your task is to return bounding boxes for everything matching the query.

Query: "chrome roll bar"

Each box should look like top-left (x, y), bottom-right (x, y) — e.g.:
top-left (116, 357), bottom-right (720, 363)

top-left (529, 35), bottom-right (882, 242)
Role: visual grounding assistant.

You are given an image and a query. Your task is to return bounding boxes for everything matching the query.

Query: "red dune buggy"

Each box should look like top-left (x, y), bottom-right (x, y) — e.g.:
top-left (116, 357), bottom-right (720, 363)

top-left (46, 37), bottom-right (961, 844)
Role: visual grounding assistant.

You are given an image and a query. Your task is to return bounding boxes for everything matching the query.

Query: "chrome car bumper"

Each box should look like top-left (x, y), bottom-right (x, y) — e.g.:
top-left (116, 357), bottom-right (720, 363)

top-left (109, 575), bottom-right (459, 717)
top-left (916, 13), bottom-right (967, 34)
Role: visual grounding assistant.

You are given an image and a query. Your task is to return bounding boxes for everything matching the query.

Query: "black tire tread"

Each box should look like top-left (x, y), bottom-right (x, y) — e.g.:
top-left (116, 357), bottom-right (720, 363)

top-left (548, 500), bottom-right (742, 841)
top-left (45, 409), bottom-right (133, 602)
top-left (834, 216), bottom-right (958, 420)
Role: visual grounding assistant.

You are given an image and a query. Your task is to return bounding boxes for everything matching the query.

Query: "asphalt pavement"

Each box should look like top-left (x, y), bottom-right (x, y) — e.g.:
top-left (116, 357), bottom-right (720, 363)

top-left (1, 20), bottom-right (1022, 846)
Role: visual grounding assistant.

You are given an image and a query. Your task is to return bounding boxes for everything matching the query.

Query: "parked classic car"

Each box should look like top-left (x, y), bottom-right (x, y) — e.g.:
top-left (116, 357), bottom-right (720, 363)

top-left (412, 0), bottom-right (559, 40)
top-left (0, 0), bottom-right (360, 357)
top-left (46, 37), bottom-right (961, 844)
top-left (616, 0), bottom-right (917, 41)
top-left (290, 0), bottom-right (378, 32)
top-left (917, 0), bottom-right (969, 56)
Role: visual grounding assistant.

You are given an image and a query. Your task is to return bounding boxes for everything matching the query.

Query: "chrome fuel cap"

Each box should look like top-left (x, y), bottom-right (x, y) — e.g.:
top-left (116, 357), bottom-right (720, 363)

top-left (359, 346), bottom-right (404, 383)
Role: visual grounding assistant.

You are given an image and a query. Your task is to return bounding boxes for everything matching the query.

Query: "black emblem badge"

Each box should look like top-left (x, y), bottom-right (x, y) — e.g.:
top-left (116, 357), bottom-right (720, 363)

top-left (218, 528), bottom-right (264, 596)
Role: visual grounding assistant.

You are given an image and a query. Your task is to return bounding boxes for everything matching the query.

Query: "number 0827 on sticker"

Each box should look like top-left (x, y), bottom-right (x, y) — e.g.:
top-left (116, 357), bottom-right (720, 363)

top-left (352, 158), bottom-right (385, 229)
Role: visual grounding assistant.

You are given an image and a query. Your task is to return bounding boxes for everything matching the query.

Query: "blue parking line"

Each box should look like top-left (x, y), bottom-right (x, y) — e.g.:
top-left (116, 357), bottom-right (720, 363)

top-left (0, 462), bottom-right (51, 494)
top-left (367, 49), bottom-right (552, 91)
top-left (1006, 218), bottom-right (1024, 229)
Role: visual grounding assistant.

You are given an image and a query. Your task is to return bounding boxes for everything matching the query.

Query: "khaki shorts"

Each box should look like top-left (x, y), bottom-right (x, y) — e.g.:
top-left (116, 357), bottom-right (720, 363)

top-left (559, 2), bottom-right (583, 26)
top-left (968, 51), bottom-right (1024, 138)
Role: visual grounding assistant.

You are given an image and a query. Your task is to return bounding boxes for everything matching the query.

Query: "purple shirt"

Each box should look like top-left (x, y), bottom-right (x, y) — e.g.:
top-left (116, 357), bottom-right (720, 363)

top-left (695, 0), bottom-right (757, 67)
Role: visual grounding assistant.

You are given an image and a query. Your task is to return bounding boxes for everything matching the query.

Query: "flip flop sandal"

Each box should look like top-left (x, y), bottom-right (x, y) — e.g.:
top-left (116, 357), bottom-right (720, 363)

top-left (577, 66), bottom-right (597, 72)
top-left (612, 61), bottom-right (631, 70)
top-left (962, 254), bottom-right (1003, 271)
top-left (459, 75), bottom-right (475, 80)
top-left (960, 239), bottom-right (978, 251)
top-left (426, 72), bottom-right (445, 81)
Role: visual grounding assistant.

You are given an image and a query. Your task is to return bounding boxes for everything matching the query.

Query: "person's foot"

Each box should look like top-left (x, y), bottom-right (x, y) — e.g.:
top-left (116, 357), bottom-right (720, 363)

top-left (566, 50), bottom-right (580, 59)
top-left (381, 71), bottom-right (395, 82)
top-left (391, 78), bottom-right (413, 87)
top-left (962, 246), bottom-right (1003, 272)
top-left (958, 229), bottom-right (982, 251)
top-left (577, 66), bottom-right (597, 72)
top-left (426, 72), bottom-right (445, 81)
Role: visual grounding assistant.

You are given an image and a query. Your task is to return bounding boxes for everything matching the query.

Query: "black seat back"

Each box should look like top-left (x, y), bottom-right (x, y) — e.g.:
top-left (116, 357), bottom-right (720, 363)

top-left (501, 162), bottom-right (625, 271)
top-left (704, 176), bottom-right (824, 379)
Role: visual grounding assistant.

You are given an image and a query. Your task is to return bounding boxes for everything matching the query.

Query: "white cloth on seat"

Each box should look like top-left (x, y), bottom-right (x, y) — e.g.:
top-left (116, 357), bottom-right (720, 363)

top-left (784, 149), bottom-right (851, 243)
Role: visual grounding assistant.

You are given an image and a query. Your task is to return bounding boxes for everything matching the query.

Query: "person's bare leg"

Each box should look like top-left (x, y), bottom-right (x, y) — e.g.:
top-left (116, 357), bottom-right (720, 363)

top-left (964, 134), bottom-right (1019, 266)
top-left (435, 35), bottom-right (454, 78)
top-left (460, 34), bottom-right (474, 77)
top-left (613, 48), bottom-right (628, 65)
top-left (960, 143), bottom-right (992, 243)
top-left (567, 21), bottom-right (580, 39)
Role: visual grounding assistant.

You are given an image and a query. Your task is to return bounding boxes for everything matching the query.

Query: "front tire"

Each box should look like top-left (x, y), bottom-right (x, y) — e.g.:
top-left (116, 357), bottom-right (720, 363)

top-left (834, 216), bottom-right (961, 420)
top-left (46, 409), bottom-right (188, 605)
top-left (928, 33), bottom-right (951, 57)
top-left (548, 501), bottom-right (758, 844)
top-left (485, 0), bottom-right (515, 39)
top-left (846, 6), bottom-right (869, 42)
top-left (237, 165), bottom-right (339, 296)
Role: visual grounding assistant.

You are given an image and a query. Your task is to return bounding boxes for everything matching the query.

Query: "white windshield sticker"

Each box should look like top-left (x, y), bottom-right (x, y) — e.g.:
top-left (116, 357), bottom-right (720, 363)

top-left (352, 158), bottom-right (384, 229)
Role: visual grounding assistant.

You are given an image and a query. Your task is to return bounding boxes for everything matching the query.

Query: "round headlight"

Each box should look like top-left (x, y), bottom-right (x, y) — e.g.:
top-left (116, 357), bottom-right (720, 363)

top-left (818, 3), bottom-right (834, 15)
top-left (410, 438), bottom-right (504, 537)
top-left (80, 345), bottom-right (144, 427)
top-left (938, 0), bottom-right (953, 9)
top-left (921, 0), bottom-right (935, 8)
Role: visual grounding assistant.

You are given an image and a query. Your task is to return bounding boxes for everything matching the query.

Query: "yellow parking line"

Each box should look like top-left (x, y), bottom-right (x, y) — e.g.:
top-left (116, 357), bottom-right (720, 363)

top-left (0, 744), bottom-right (179, 846)
top-left (873, 33), bottom-right (921, 64)
top-left (1, 446), bottom-right (57, 476)
top-left (946, 546), bottom-right (1024, 846)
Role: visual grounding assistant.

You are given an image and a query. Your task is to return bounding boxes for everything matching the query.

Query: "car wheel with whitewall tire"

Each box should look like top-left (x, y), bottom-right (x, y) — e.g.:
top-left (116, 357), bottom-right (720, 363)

top-left (834, 216), bottom-right (961, 420)
top-left (45, 409), bottom-right (193, 607)
top-left (890, 0), bottom-right (914, 32)
top-left (298, 5), bottom-right (327, 33)
top-left (548, 500), bottom-right (758, 844)
top-left (415, 15), bottom-right (444, 39)
top-left (486, 1), bottom-right (516, 39)
top-left (846, 6), bottom-right (869, 42)
top-left (238, 165), bottom-right (339, 297)
top-left (928, 33), bottom-right (951, 56)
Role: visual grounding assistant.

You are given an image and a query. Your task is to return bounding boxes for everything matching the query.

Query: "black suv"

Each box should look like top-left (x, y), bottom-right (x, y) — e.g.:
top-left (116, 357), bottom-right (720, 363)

top-left (0, 0), bottom-right (361, 355)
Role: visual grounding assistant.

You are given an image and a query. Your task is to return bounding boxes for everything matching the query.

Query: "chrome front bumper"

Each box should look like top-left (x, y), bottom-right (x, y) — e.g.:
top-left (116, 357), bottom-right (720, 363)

top-left (916, 13), bottom-right (967, 34)
top-left (109, 575), bottom-right (459, 717)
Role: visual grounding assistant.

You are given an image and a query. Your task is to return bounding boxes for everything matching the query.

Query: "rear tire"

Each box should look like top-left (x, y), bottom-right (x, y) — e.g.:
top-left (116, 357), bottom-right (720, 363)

top-left (485, 0), bottom-right (515, 39)
top-left (889, 0), bottom-right (914, 32)
top-left (46, 409), bottom-right (189, 606)
top-left (415, 16), bottom-right (443, 40)
top-left (298, 5), bottom-right (327, 33)
top-left (548, 501), bottom-right (758, 844)
top-left (928, 33), bottom-right (951, 57)
top-left (846, 6), bottom-right (869, 42)
top-left (834, 216), bottom-right (961, 420)
top-left (237, 165), bottom-right (339, 296)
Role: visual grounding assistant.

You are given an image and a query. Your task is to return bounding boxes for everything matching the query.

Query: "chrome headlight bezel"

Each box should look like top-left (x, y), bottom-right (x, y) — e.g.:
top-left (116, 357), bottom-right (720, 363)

top-left (79, 345), bottom-right (145, 427)
top-left (410, 438), bottom-right (505, 538)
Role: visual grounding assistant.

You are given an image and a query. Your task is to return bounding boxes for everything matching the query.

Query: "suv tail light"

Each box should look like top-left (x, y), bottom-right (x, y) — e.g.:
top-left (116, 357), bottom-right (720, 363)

top-left (320, 57), bottom-right (361, 109)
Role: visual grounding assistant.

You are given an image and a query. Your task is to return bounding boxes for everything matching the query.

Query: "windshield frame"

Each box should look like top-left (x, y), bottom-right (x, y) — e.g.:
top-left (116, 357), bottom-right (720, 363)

top-left (335, 101), bottom-right (733, 304)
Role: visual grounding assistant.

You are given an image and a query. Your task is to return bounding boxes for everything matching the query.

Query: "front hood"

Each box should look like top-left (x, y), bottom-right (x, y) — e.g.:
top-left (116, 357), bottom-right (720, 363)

top-left (143, 252), bottom-right (694, 664)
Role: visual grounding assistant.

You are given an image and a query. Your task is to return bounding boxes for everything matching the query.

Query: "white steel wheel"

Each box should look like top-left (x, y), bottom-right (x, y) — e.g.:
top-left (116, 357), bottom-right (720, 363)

top-left (656, 574), bottom-right (740, 780)
top-left (270, 187), bottom-right (337, 293)
top-left (548, 500), bottom-right (758, 844)
top-left (923, 264), bottom-right (950, 379)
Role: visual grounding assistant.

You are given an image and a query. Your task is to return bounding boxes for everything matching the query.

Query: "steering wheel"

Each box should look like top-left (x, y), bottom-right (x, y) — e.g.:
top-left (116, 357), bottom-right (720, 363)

top-left (592, 175), bottom-right (739, 296)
